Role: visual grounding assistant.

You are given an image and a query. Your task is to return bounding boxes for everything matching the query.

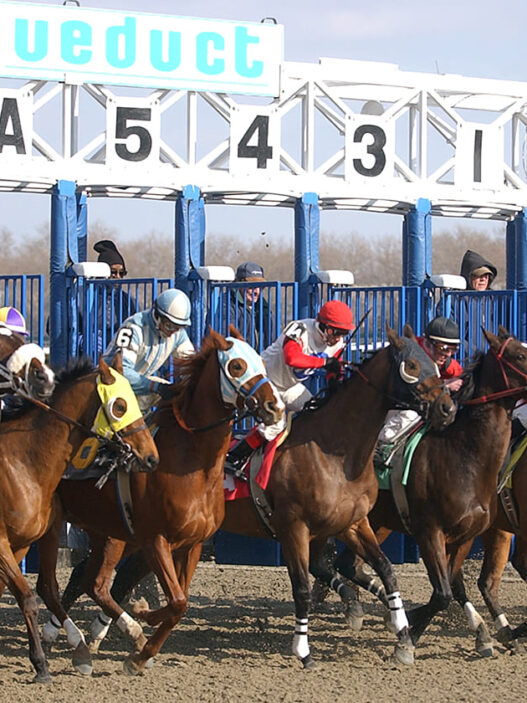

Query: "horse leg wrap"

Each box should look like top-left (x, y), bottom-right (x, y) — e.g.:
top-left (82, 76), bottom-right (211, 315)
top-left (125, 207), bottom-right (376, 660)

top-left (42, 613), bottom-right (62, 643)
top-left (292, 617), bottom-right (310, 660)
top-left (116, 611), bottom-right (144, 642)
top-left (495, 613), bottom-right (510, 630)
top-left (90, 611), bottom-right (112, 642)
top-left (387, 591), bottom-right (409, 632)
top-left (463, 602), bottom-right (484, 631)
top-left (64, 618), bottom-right (86, 649)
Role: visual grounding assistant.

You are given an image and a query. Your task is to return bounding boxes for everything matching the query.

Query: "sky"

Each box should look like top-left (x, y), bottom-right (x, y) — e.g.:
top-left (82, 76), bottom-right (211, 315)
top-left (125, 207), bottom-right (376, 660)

top-left (1, 0), bottom-right (526, 251)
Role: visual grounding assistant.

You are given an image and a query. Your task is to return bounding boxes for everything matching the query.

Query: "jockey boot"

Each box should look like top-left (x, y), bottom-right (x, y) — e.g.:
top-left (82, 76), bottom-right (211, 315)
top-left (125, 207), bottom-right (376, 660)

top-left (374, 418), bottom-right (422, 467)
top-left (224, 438), bottom-right (254, 479)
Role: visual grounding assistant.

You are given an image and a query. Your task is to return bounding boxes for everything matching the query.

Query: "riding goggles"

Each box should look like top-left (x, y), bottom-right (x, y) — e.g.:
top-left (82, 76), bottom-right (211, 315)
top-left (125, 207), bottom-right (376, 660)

top-left (430, 340), bottom-right (459, 354)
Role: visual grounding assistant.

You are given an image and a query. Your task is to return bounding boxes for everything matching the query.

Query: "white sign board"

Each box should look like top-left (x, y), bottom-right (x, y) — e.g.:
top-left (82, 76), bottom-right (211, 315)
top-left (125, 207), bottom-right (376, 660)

top-left (0, 2), bottom-right (283, 96)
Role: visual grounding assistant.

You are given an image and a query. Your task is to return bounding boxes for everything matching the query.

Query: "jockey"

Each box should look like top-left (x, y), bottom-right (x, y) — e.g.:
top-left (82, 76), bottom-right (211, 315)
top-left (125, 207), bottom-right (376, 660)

top-left (375, 316), bottom-right (463, 465)
top-left (225, 300), bottom-right (354, 473)
top-left (0, 307), bottom-right (35, 417)
top-left (102, 288), bottom-right (195, 411)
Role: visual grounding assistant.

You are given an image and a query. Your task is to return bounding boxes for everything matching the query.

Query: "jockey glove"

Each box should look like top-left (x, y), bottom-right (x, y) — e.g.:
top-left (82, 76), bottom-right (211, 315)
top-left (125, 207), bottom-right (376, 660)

top-left (155, 382), bottom-right (177, 400)
top-left (324, 357), bottom-right (342, 376)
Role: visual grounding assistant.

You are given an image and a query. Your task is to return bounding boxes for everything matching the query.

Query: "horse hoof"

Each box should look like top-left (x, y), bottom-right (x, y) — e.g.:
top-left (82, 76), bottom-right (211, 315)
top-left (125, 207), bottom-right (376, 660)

top-left (32, 671), bottom-right (52, 684)
top-left (477, 643), bottom-right (494, 658)
top-left (301, 654), bottom-right (317, 670)
top-left (394, 641), bottom-right (415, 666)
top-left (344, 602), bottom-right (364, 631)
top-left (73, 643), bottom-right (93, 676)
top-left (144, 657), bottom-right (155, 669)
top-left (123, 655), bottom-right (143, 677)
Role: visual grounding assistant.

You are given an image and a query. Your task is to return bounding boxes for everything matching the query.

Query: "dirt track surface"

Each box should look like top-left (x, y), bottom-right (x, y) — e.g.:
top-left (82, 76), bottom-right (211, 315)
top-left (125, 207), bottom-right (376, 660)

top-left (0, 560), bottom-right (525, 703)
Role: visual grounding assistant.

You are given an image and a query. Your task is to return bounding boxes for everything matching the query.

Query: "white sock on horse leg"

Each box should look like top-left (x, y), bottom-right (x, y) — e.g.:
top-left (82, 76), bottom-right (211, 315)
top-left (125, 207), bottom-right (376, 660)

top-left (116, 611), bottom-right (143, 640)
top-left (292, 617), bottom-right (310, 659)
top-left (387, 591), bottom-right (409, 632)
top-left (463, 602), bottom-right (484, 631)
top-left (90, 611), bottom-right (112, 642)
top-left (64, 617), bottom-right (86, 648)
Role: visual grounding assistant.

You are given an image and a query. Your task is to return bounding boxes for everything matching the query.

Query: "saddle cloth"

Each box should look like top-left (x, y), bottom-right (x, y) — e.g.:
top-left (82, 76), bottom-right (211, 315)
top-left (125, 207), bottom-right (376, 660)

top-left (224, 434), bottom-right (282, 501)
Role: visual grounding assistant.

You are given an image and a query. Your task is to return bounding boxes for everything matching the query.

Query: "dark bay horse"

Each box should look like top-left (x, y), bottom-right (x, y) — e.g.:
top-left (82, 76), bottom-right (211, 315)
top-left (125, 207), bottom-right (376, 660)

top-left (0, 354), bottom-right (158, 683)
top-left (323, 327), bottom-right (527, 657)
top-left (75, 325), bottom-right (457, 669)
top-left (37, 330), bottom-right (284, 676)
top-left (449, 439), bottom-right (527, 651)
top-left (0, 325), bottom-right (55, 402)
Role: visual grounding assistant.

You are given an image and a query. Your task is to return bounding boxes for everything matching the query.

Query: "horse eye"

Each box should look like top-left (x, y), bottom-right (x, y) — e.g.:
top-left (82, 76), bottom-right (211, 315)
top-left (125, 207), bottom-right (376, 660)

top-left (107, 397), bottom-right (127, 420)
top-left (227, 358), bottom-right (247, 378)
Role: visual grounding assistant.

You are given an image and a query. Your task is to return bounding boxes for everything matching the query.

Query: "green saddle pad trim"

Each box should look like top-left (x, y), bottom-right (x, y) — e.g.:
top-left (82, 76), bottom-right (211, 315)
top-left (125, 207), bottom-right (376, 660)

top-left (499, 432), bottom-right (527, 491)
top-left (374, 425), bottom-right (428, 490)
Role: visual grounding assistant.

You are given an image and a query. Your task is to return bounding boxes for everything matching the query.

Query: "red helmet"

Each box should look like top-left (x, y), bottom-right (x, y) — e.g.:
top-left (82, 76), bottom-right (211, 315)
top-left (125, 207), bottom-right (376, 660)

top-left (317, 300), bottom-right (354, 331)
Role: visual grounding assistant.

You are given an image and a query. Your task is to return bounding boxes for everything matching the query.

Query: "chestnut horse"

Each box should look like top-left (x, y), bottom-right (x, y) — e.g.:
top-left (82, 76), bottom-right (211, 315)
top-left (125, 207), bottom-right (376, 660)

top-left (0, 325), bottom-right (55, 402)
top-left (58, 325), bottom-right (456, 669)
top-left (321, 327), bottom-right (527, 657)
top-left (0, 354), bottom-right (158, 683)
top-left (37, 330), bottom-right (284, 676)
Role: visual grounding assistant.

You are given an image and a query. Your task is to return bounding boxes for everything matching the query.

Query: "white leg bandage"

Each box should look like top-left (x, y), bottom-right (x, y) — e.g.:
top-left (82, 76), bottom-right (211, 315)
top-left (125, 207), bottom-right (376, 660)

top-left (292, 617), bottom-right (310, 660)
top-left (495, 613), bottom-right (509, 630)
top-left (64, 618), bottom-right (86, 649)
top-left (463, 602), bottom-right (484, 631)
top-left (387, 591), bottom-right (409, 632)
top-left (90, 611), bottom-right (112, 642)
top-left (116, 611), bottom-right (143, 640)
top-left (42, 613), bottom-right (62, 643)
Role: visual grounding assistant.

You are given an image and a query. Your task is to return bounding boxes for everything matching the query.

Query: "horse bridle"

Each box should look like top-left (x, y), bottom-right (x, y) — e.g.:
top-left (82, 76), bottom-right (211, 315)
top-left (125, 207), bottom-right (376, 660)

top-left (464, 336), bottom-right (527, 406)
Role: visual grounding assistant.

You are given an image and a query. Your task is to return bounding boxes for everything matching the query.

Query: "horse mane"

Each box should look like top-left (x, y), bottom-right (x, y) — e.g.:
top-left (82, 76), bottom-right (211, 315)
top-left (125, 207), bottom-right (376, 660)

top-left (171, 329), bottom-right (230, 412)
top-left (451, 351), bottom-right (484, 405)
top-left (53, 356), bottom-right (95, 384)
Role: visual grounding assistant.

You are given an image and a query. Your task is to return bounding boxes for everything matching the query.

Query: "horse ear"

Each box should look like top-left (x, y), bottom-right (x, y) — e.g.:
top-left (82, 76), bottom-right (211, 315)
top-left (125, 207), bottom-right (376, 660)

top-left (482, 327), bottom-right (501, 350)
top-left (497, 324), bottom-right (511, 340)
top-left (111, 350), bottom-right (124, 374)
top-left (386, 323), bottom-right (404, 350)
top-left (228, 325), bottom-right (244, 341)
top-left (98, 356), bottom-right (116, 384)
top-left (402, 322), bottom-right (417, 341)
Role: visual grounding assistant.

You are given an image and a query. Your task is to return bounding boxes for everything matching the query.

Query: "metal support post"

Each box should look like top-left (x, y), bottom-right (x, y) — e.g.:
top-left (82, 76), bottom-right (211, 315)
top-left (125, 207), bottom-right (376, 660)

top-left (294, 192), bottom-right (319, 319)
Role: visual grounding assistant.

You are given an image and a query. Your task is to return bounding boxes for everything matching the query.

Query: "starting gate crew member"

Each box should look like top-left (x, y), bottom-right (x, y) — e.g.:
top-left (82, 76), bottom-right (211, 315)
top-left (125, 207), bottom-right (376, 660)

top-left (225, 300), bottom-right (354, 472)
top-left (102, 288), bottom-right (194, 411)
top-left (375, 316), bottom-right (463, 465)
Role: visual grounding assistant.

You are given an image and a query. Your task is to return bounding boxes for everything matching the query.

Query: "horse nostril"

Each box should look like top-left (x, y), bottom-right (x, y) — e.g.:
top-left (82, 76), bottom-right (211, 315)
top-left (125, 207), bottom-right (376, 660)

top-left (147, 455), bottom-right (159, 470)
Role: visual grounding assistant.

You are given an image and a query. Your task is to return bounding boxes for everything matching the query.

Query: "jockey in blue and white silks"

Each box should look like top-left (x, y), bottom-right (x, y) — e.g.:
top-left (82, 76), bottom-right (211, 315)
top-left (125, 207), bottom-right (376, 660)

top-left (103, 289), bottom-right (195, 411)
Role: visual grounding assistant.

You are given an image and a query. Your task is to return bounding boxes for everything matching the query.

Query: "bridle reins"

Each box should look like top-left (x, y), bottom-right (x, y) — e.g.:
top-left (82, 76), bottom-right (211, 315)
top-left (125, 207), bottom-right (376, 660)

top-left (463, 337), bottom-right (527, 406)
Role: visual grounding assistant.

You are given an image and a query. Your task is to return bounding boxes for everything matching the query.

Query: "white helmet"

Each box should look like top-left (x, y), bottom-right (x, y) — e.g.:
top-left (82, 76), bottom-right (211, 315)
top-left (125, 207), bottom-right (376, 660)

top-left (153, 288), bottom-right (191, 327)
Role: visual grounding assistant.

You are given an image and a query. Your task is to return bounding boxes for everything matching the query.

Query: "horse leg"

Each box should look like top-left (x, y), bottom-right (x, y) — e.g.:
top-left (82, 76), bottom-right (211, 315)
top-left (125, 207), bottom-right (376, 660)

top-left (279, 522), bottom-right (316, 669)
top-left (500, 532), bottom-right (527, 644)
top-left (36, 517), bottom-right (92, 675)
top-left (122, 536), bottom-right (196, 676)
top-left (448, 542), bottom-right (494, 658)
top-left (334, 548), bottom-right (388, 607)
top-left (339, 519), bottom-right (414, 665)
top-left (309, 538), bottom-right (364, 631)
top-left (0, 539), bottom-right (50, 682)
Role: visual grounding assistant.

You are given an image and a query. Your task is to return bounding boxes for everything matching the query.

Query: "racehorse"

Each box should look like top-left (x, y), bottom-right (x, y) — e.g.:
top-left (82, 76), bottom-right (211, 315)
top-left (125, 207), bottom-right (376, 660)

top-left (448, 439), bottom-right (527, 651)
top-left (54, 324), bottom-right (457, 669)
top-left (319, 327), bottom-right (527, 658)
top-left (36, 330), bottom-right (284, 676)
top-left (0, 353), bottom-right (158, 683)
top-left (0, 324), bottom-right (55, 402)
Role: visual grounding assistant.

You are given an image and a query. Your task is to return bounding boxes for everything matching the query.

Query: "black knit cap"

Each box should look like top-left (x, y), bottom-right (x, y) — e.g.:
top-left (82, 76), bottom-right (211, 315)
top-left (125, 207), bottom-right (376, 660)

top-left (93, 240), bottom-right (126, 273)
top-left (424, 316), bottom-right (460, 344)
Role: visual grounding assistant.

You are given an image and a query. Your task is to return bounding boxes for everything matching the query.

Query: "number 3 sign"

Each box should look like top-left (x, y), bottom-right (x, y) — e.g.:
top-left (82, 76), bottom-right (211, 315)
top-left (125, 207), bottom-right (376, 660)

top-left (345, 115), bottom-right (394, 183)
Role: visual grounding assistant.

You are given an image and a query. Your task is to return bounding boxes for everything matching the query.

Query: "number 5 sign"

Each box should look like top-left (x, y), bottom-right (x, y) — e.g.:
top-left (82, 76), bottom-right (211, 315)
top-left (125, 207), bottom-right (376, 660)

top-left (106, 97), bottom-right (161, 168)
top-left (229, 106), bottom-right (280, 176)
top-left (345, 115), bottom-right (394, 183)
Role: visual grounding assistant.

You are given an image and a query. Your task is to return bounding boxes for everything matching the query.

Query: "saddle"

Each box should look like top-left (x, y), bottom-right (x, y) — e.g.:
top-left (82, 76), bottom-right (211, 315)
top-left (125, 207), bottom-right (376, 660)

top-left (0, 393), bottom-right (28, 422)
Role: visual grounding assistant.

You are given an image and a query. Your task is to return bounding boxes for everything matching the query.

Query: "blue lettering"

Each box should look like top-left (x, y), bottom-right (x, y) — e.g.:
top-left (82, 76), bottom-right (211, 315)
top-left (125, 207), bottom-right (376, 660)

top-left (106, 17), bottom-right (136, 69)
top-left (61, 21), bottom-right (92, 65)
top-left (14, 19), bottom-right (48, 62)
top-left (196, 32), bottom-right (224, 75)
top-left (150, 30), bottom-right (181, 72)
top-left (235, 27), bottom-right (263, 78)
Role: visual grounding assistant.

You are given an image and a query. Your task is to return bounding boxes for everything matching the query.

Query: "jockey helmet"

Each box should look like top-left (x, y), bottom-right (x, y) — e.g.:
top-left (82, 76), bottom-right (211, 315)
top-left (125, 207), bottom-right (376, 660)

top-left (0, 306), bottom-right (28, 335)
top-left (153, 289), bottom-right (191, 329)
top-left (317, 301), bottom-right (354, 333)
top-left (424, 317), bottom-right (460, 344)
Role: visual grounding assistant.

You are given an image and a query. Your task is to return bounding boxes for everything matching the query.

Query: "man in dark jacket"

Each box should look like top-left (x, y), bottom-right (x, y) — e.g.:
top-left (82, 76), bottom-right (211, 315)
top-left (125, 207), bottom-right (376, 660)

top-left (460, 249), bottom-right (497, 291)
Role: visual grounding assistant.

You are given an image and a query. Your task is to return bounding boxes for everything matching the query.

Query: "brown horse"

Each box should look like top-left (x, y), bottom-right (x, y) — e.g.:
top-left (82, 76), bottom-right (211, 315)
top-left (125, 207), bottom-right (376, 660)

top-left (0, 325), bottom-right (55, 402)
top-left (447, 439), bottom-right (527, 651)
top-left (0, 353), bottom-right (158, 683)
top-left (36, 330), bottom-right (284, 676)
top-left (65, 325), bottom-right (456, 669)
top-left (323, 327), bottom-right (527, 657)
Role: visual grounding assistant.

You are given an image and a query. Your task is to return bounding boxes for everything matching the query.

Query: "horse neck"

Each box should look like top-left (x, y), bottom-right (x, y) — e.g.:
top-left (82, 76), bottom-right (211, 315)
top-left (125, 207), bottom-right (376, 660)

top-left (40, 375), bottom-right (99, 444)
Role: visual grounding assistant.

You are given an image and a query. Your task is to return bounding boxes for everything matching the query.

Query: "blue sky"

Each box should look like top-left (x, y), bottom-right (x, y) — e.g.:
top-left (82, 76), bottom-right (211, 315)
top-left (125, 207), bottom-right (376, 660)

top-left (1, 0), bottom-right (525, 247)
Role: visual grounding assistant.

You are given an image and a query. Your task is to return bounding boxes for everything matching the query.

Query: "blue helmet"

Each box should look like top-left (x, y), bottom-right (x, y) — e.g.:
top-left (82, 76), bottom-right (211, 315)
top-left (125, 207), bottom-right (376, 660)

top-left (153, 289), bottom-right (191, 327)
top-left (0, 306), bottom-right (28, 335)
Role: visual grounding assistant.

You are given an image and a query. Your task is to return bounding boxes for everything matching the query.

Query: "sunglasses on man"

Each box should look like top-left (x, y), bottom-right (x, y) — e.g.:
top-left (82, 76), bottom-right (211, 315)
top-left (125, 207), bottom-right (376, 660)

top-left (430, 340), bottom-right (459, 354)
top-left (110, 268), bottom-right (126, 278)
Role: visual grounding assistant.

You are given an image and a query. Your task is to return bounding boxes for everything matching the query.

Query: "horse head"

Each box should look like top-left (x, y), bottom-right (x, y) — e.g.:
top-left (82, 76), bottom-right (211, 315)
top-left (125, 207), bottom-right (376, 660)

top-left (387, 323), bottom-right (457, 430)
top-left (95, 352), bottom-right (159, 472)
top-left (0, 327), bottom-right (55, 401)
top-left (482, 326), bottom-right (527, 393)
top-left (215, 327), bottom-right (284, 426)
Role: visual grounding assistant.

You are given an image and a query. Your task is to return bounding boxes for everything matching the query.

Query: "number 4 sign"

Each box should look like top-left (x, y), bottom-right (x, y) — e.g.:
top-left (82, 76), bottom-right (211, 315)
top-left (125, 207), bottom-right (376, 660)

top-left (229, 106), bottom-right (280, 176)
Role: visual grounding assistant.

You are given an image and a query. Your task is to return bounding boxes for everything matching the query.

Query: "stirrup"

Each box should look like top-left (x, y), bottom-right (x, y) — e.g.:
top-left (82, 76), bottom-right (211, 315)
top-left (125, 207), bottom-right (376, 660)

top-left (224, 456), bottom-right (250, 482)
